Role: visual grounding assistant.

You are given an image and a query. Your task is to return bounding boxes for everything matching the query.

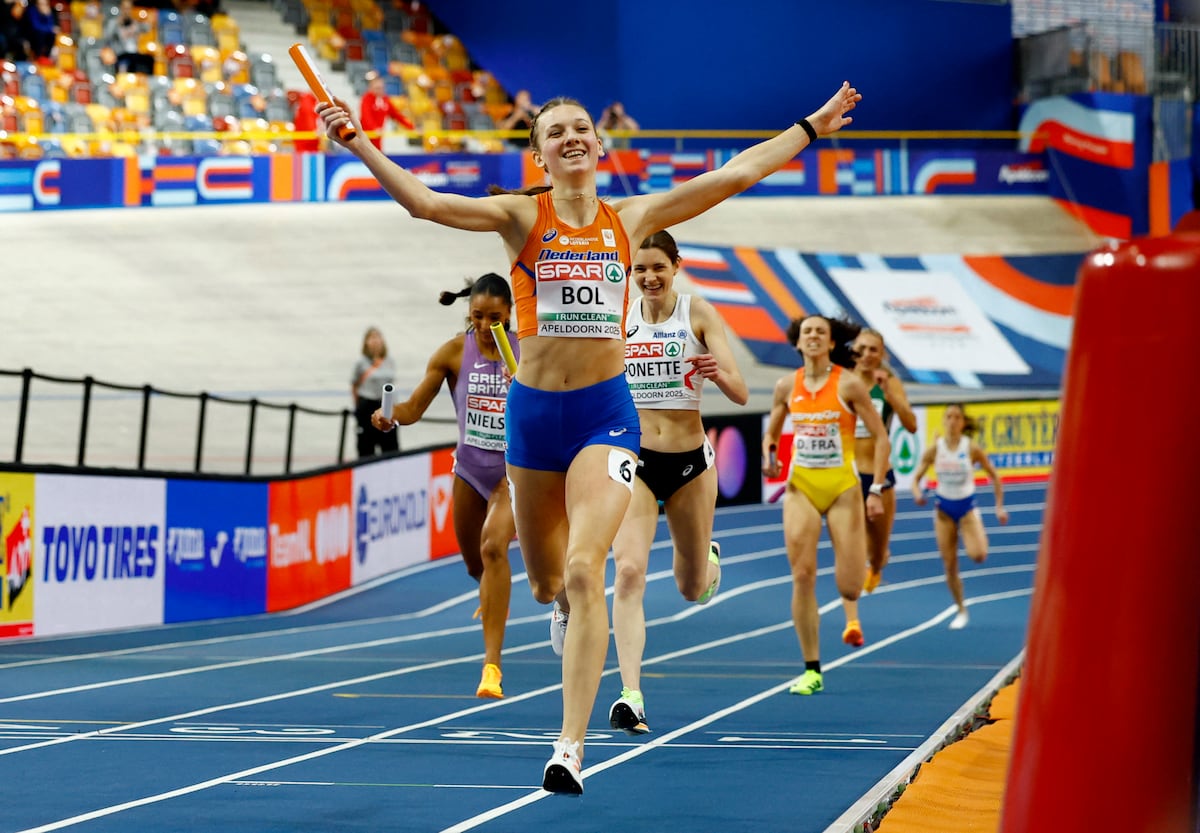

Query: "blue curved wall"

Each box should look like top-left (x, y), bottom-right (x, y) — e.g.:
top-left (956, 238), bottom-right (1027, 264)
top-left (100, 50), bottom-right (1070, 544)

top-left (428, 0), bottom-right (1015, 132)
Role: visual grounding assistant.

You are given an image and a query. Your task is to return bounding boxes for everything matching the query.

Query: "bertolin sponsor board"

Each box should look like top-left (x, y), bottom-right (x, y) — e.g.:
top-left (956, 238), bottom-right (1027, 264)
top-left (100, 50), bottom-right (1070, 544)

top-left (34, 474), bottom-right (166, 636)
top-left (352, 454), bottom-right (431, 585)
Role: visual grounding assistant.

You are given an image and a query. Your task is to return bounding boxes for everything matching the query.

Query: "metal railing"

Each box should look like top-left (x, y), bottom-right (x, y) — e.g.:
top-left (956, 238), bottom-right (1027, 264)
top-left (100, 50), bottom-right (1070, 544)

top-left (0, 366), bottom-right (359, 475)
top-left (1018, 19), bottom-right (1200, 100)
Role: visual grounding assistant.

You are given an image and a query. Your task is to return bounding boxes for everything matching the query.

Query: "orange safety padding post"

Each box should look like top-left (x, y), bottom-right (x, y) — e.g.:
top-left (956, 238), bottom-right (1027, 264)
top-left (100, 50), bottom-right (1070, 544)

top-left (1000, 233), bottom-right (1200, 833)
top-left (1148, 160), bottom-right (1171, 237)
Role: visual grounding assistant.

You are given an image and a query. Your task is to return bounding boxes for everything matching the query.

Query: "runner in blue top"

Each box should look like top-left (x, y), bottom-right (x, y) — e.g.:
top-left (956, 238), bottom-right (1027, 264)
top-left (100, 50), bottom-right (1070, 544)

top-left (374, 273), bottom-right (518, 698)
top-left (910, 403), bottom-right (1008, 629)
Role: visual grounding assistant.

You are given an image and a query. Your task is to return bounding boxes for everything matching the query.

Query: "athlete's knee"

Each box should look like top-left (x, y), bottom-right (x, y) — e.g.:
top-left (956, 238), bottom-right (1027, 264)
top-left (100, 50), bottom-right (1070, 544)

top-left (791, 562), bottom-right (818, 589)
top-left (563, 555), bottom-right (607, 601)
top-left (612, 558), bottom-right (646, 598)
top-left (675, 562), bottom-right (708, 602)
top-left (528, 575), bottom-right (562, 605)
top-left (479, 538), bottom-right (509, 569)
top-left (838, 583), bottom-right (862, 603)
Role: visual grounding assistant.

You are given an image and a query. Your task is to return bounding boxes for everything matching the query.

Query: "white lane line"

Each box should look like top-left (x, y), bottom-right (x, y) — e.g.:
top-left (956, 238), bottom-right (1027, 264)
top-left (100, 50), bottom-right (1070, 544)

top-left (0, 524), bottom-right (1039, 705)
top-left (439, 587), bottom-right (1035, 832)
top-left (10, 576), bottom-right (1035, 833)
top-left (0, 497), bottom-right (1044, 671)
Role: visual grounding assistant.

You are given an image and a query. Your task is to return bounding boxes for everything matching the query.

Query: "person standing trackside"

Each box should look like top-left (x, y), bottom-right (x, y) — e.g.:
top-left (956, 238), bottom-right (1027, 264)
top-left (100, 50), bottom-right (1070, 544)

top-left (372, 274), bottom-right (519, 698)
top-left (350, 326), bottom-right (398, 458)
top-left (910, 403), bottom-right (1009, 629)
top-left (762, 315), bottom-right (891, 696)
top-left (605, 229), bottom-right (747, 736)
top-left (316, 77), bottom-right (861, 795)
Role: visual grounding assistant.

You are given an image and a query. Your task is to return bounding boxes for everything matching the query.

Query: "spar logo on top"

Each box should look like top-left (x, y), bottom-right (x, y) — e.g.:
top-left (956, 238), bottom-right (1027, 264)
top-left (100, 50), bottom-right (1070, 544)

top-left (164, 480), bottom-right (268, 623)
top-left (0, 472), bottom-right (36, 638)
top-left (34, 474), bottom-right (166, 637)
top-left (352, 454), bottom-right (430, 584)
top-left (760, 406), bottom-right (928, 503)
top-left (266, 470), bottom-right (353, 612)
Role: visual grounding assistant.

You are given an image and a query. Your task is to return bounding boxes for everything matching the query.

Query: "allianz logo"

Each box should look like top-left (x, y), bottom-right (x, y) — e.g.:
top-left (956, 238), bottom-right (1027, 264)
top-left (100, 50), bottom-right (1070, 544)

top-left (167, 526), bottom-right (267, 569)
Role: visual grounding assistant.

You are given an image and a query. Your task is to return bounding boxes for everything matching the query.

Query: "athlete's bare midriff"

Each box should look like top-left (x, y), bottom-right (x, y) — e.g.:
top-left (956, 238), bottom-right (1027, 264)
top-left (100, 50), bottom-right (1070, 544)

top-left (515, 336), bottom-right (625, 390)
top-left (636, 408), bottom-right (703, 454)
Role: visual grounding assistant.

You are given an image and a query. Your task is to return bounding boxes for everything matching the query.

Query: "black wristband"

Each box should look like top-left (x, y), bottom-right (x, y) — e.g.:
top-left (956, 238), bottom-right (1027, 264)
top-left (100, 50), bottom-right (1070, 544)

top-left (795, 117), bottom-right (818, 143)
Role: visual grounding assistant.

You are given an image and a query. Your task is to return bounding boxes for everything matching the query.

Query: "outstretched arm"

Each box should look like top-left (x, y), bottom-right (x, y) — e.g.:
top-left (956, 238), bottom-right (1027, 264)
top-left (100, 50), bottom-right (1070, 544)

top-left (378, 338), bottom-right (460, 429)
top-left (316, 97), bottom-right (529, 240)
top-left (619, 82), bottom-right (861, 241)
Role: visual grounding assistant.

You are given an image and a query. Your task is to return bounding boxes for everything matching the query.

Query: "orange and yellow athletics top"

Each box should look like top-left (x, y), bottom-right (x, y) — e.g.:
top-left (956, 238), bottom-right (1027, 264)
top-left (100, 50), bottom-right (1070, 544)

top-left (787, 364), bottom-right (860, 512)
top-left (509, 191), bottom-right (632, 340)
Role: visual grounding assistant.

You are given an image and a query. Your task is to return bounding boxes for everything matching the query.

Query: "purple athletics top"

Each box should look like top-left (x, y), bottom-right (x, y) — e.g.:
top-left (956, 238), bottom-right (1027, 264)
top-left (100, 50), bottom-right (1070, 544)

top-left (452, 329), bottom-right (518, 499)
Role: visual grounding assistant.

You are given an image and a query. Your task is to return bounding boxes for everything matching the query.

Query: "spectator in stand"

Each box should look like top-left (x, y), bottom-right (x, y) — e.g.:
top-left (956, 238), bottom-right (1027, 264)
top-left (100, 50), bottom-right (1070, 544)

top-left (102, 0), bottom-right (153, 75)
top-left (292, 90), bottom-right (321, 154)
top-left (497, 88), bottom-right (536, 148)
top-left (599, 101), bottom-right (639, 131)
top-left (359, 70), bottom-right (413, 151)
top-left (1, 0), bottom-right (26, 61)
top-left (598, 100), bottom-right (639, 148)
top-left (21, 0), bottom-right (57, 65)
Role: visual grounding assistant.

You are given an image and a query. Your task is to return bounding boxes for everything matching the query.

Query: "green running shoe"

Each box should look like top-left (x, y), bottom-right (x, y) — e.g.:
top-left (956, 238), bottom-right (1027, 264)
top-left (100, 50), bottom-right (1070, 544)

top-left (788, 669), bottom-right (824, 695)
top-left (696, 541), bottom-right (722, 605)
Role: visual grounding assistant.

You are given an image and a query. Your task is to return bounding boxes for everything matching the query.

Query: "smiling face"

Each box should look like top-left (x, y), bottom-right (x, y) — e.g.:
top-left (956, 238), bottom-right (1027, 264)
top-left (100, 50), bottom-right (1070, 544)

top-left (631, 245), bottom-right (677, 300)
top-left (469, 292), bottom-right (512, 347)
top-left (531, 103), bottom-right (600, 177)
top-left (853, 331), bottom-right (885, 370)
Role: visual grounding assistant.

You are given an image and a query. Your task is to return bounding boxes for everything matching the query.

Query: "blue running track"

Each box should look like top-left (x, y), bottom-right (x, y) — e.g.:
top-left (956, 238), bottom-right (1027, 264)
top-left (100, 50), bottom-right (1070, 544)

top-left (0, 483), bottom-right (1043, 832)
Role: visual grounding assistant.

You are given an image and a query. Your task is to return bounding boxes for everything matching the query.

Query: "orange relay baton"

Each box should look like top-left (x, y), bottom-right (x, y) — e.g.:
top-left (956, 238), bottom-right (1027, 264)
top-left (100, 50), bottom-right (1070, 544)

top-left (288, 43), bottom-right (356, 141)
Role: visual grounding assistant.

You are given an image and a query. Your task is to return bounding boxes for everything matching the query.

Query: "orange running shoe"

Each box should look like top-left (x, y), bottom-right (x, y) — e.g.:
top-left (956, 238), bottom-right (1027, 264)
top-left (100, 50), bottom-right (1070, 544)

top-left (842, 619), bottom-right (865, 648)
top-left (476, 662), bottom-right (503, 699)
top-left (863, 568), bottom-right (882, 594)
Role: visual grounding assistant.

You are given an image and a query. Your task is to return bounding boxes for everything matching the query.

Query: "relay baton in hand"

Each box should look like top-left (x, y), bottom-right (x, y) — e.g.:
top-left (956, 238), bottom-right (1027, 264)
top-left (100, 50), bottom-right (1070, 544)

top-left (489, 322), bottom-right (518, 375)
top-left (288, 43), bottom-right (356, 141)
top-left (381, 383), bottom-right (396, 425)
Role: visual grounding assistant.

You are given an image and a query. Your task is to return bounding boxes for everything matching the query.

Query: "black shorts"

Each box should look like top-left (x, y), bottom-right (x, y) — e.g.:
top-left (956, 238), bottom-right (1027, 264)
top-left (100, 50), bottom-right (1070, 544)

top-left (859, 469), bottom-right (897, 501)
top-left (636, 440), bottom-right (714, 503)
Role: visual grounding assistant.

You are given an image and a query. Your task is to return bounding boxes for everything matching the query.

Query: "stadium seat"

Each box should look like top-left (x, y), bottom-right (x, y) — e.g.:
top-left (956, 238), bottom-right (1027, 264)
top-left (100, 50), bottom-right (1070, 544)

top-left (159, 10), bottom-right (184, 46)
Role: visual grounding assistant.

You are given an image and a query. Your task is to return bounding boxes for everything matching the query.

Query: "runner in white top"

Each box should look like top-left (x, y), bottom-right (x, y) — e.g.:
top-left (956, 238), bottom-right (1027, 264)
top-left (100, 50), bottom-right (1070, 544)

top-left (911, 403), bottom-right (1009, 629)
top-left (608, 230), bottom-right (748, 735)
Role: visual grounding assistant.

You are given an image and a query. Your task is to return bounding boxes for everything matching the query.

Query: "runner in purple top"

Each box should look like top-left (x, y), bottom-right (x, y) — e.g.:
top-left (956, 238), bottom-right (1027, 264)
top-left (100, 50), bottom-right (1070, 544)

top-left (373, 273), bottom-right (519, 699)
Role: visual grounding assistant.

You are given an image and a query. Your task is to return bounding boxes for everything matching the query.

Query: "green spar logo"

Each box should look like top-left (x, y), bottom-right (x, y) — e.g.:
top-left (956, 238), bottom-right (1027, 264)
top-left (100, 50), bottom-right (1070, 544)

top-left (605, 263), bottom-right (625, 283)
top-left (891, 427), bottom-right (918, 475)
top-left (665, 341), bottom-right (682, 358)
